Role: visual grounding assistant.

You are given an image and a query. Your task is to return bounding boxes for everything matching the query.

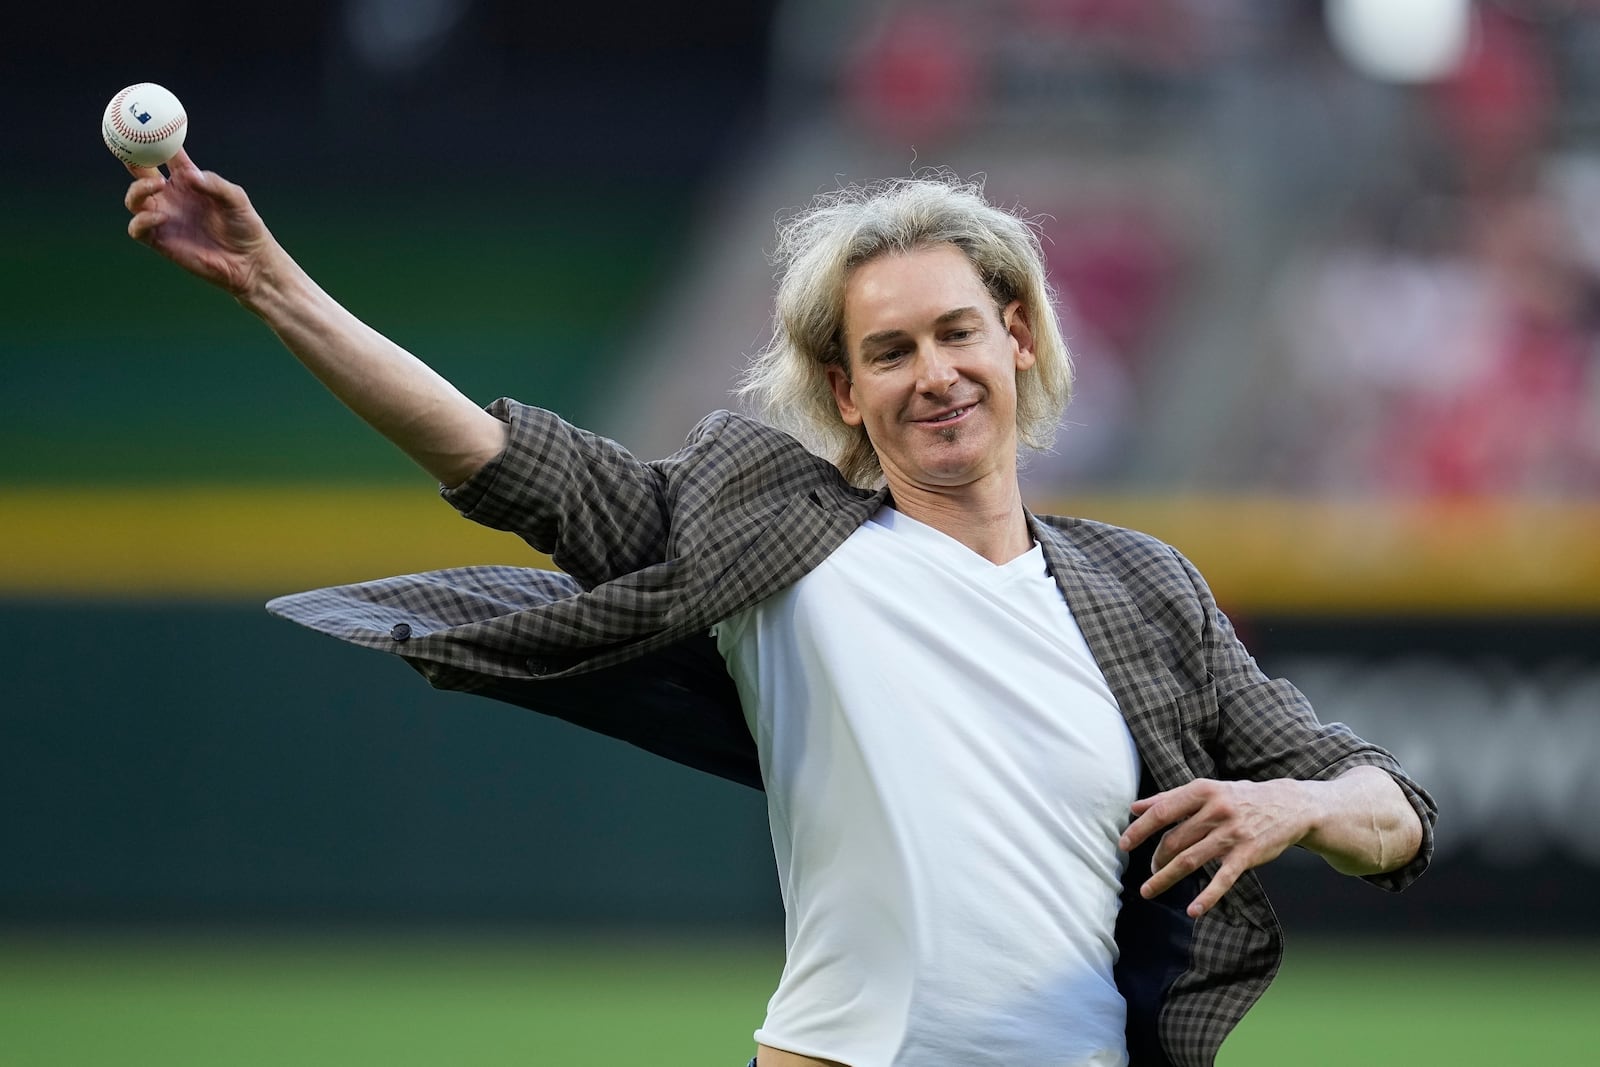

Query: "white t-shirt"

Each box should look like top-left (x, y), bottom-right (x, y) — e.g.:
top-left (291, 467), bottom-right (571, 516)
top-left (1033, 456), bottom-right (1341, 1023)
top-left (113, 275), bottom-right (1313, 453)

top-left (714, 507), bottom-right (1140, 1067)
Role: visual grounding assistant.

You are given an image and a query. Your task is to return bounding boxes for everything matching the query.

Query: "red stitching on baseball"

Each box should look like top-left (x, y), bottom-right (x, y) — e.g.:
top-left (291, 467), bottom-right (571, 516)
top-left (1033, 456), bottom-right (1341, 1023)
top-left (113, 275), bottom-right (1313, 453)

top-left (109, 85), bottom-right (186, 144)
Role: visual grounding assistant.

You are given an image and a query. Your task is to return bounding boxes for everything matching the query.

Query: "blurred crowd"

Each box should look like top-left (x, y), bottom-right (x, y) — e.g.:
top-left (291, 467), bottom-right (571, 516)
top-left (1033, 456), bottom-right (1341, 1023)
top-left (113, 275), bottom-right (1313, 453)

top-left (1251, 4), bottom-right (1600, 494)
top-left (1260, 168), bottom-right (1600, 495)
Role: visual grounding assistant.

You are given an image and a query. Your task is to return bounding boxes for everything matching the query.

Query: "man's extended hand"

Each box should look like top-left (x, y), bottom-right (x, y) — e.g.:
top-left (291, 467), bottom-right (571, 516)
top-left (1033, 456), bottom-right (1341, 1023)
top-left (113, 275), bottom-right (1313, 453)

top-left (1119, 767), bottom-right (1424, 919)
top-left (124, 148), bottom-right (274, 298)
top-left (1119, 778), bottom-right (1314, 919)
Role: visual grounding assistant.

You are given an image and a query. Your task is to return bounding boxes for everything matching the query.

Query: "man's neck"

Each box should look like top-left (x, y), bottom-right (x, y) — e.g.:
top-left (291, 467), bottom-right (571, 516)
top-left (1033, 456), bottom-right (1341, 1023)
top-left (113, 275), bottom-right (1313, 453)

top-left (885, 476), bottom-right (1033, 565)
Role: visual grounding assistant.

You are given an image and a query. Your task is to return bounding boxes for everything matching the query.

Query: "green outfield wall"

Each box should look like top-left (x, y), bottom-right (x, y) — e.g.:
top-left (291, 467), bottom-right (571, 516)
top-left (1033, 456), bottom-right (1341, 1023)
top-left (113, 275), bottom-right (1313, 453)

top-left (0, 600), bottom-right (777, 926)
top-left (3, 597), bottom-right (1596, 935)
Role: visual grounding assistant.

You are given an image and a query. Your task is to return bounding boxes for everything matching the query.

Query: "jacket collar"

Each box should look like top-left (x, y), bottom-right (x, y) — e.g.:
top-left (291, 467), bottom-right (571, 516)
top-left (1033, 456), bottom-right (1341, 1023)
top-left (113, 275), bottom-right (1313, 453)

top-left (1030, 514), bottom-right (1188, 789)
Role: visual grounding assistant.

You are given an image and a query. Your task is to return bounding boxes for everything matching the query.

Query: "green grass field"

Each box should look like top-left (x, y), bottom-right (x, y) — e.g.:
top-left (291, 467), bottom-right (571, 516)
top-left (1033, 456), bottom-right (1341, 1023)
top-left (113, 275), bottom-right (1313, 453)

top-left (1, 934), bottom-right (1594, 1065)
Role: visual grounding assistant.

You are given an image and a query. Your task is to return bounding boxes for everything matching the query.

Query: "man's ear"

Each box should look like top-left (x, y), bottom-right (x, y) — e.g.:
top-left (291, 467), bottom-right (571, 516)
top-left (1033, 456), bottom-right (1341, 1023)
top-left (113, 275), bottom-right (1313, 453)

top-left (827, 362), bottom-right (863, 427)
top-left (1005, 301), bottom-right (1037, 372)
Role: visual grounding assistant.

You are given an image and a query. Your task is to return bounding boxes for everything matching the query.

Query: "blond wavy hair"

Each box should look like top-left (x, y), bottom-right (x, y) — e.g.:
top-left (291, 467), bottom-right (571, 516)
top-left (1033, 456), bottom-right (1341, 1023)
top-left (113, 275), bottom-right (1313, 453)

top-left (737, 172), bottom-right (1073, 487)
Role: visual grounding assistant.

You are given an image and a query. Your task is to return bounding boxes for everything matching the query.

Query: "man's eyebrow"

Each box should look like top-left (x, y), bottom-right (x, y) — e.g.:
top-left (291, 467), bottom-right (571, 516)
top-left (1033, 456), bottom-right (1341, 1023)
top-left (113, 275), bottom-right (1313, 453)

top-left (857, 307), bottom-right (984, 350)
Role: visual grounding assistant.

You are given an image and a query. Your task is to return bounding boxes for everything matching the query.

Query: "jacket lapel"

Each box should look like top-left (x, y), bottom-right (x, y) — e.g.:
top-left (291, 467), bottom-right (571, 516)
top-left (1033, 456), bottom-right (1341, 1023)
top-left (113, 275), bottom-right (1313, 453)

top-left (1031, 517), bottom-right (1188, 790)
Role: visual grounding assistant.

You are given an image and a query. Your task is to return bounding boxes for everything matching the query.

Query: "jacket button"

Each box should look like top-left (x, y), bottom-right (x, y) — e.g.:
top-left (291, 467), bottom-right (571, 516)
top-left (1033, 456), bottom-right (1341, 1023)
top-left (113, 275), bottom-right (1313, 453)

top-left (390, 623), bottom-right (413, 642)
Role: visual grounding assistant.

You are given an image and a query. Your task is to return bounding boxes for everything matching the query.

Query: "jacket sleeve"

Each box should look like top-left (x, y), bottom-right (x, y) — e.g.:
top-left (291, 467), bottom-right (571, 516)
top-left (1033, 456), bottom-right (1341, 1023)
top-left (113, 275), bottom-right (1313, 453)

top-left (440, 399), bottom-right (733, 590)
top-left (1173, 547), bottom-right (1438, 892)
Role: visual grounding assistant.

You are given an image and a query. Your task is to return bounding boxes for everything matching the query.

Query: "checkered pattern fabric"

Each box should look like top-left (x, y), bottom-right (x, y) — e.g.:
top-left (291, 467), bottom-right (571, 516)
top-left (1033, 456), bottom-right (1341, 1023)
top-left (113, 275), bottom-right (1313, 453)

top-left (269, 400), bottom-right (1436, 1067)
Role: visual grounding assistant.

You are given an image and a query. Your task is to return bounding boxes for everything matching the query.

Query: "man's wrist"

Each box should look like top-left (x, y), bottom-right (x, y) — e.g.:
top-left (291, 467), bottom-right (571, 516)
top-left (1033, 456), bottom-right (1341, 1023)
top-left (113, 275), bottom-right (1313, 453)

top-left (1298, 767), bottom-right (1417, 875)
top-left (235, 244), bottom-right (303, 317)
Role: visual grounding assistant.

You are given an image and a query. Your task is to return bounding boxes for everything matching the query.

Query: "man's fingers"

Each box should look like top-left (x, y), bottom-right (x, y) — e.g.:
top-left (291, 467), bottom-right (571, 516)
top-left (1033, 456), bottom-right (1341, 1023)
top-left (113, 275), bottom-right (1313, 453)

top-left (1120, 786), bottom-right (1205, 851)
top-left (1120, 806), bottom-right (1172, 852)
top-left (128, 210), bottom-right (164, 242)
top-left (166, 149), bottom-right (223, 197)
top-left (125, 176), bottom-right (167, 213)
top-left (1150, 818), bottom-right (1209, 872)
top-left (167, 147), bottom-right (199, 176)
top-left (125, 148), bottom-right (197, 182)
top-left (1185, 862), bottom-right (1245, 918)
top-left (1140, 837), bottom-right (1221, 900)
top-left (1127, 778), bottom-right (1314, 917)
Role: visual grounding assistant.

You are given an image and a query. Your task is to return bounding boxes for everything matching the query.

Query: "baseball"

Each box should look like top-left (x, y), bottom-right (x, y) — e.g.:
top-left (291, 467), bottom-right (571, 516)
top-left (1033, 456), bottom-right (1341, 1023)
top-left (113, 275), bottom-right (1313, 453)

top-left (102, 83), bottom-right (187, 168)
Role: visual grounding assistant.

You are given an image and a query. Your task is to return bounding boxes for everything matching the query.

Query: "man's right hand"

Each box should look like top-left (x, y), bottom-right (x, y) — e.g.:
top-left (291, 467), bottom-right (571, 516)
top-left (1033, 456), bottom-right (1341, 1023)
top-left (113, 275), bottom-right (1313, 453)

top-left (124, 147), bottom-right (274, 300)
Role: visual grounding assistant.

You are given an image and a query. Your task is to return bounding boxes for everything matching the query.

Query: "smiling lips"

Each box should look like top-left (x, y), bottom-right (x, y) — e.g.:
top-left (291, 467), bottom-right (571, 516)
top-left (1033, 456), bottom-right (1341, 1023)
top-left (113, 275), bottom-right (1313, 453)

top-left (914, 403), bottom-right (977, 425)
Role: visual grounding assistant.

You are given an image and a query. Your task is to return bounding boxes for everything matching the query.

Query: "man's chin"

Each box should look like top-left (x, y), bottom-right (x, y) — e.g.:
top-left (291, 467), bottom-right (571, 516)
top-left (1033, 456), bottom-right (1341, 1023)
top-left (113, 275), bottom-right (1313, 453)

top-left (895, 451), bottom-right (996, 489)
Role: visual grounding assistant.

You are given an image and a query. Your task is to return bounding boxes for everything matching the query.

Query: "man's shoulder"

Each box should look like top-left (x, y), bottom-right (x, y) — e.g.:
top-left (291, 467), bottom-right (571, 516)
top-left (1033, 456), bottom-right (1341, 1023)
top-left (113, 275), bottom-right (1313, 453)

top-left (683, 408), bottom-right (808, 458)
top-left (671, 409), bottom-right (856, 497)
top-left (686, 408), bottom-right (766, 438)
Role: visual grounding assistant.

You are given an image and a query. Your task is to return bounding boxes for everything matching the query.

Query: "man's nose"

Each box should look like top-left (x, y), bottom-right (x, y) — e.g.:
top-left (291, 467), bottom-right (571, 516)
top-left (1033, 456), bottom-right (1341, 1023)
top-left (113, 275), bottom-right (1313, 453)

top-left (915, 343), bottom-right (959, 393)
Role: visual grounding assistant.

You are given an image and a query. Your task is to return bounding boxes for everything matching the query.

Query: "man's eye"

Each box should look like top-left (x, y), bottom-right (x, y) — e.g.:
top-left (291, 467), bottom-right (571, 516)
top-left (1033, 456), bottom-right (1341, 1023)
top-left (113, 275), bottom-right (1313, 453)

top-left (946, 329), bottom-right (974, 342)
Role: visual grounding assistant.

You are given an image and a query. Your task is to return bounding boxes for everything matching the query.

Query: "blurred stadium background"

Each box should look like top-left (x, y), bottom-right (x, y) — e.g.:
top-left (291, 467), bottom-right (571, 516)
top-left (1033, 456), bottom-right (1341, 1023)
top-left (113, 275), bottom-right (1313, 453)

top-left (4, 0), bottom-right (1599, 1063)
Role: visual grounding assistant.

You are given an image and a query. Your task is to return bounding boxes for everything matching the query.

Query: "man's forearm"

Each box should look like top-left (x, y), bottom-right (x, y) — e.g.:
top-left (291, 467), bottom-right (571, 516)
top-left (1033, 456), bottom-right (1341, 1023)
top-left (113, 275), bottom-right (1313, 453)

top-left (1299, 765), bottom-right (1423, 876)
top-left (239, 244), bottom-right (507, 488)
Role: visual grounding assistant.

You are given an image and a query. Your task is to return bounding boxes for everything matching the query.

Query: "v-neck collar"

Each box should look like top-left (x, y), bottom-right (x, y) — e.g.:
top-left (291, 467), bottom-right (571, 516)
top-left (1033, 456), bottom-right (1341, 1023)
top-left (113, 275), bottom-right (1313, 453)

top-left (871, 505), bottom-right (1043, 578)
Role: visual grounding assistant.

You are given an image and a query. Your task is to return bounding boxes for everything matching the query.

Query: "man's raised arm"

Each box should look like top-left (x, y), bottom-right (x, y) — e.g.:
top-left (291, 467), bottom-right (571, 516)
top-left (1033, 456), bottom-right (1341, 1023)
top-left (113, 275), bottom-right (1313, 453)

top-left (122, 148), bottom-right (506, 488)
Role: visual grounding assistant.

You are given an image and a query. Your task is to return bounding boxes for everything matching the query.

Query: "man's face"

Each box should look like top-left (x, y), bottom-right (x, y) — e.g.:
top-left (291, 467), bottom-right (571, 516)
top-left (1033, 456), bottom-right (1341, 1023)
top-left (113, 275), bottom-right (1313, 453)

top-left (830, 243), bottom-right (1036, 492)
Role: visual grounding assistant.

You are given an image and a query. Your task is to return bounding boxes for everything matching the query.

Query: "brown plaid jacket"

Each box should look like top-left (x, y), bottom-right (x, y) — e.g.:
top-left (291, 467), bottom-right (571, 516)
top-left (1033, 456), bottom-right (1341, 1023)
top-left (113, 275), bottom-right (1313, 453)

top-left (269, 399), bottom-right (1436, 1067)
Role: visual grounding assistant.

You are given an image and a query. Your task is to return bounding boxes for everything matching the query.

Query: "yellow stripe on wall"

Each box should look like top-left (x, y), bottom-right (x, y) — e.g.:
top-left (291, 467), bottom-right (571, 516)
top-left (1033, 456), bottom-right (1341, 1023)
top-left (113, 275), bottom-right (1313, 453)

top-left (1056, 495), bottom-right (1600, 615)
top-left (3, 488), bottom-right (1598, 613)
top-left (1, 486), bottom-right (547, 600)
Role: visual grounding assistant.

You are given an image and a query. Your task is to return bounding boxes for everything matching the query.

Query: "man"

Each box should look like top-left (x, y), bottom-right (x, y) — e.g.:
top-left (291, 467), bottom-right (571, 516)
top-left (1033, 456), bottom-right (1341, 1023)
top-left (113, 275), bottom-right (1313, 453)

top-left (123, 152), bottom-right (1434, 1067)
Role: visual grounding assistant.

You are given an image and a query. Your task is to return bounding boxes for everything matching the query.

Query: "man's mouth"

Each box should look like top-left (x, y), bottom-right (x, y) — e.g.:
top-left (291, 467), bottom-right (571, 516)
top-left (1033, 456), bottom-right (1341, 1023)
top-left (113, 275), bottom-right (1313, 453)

top-left (917, 404), bottom-right (975, 425)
